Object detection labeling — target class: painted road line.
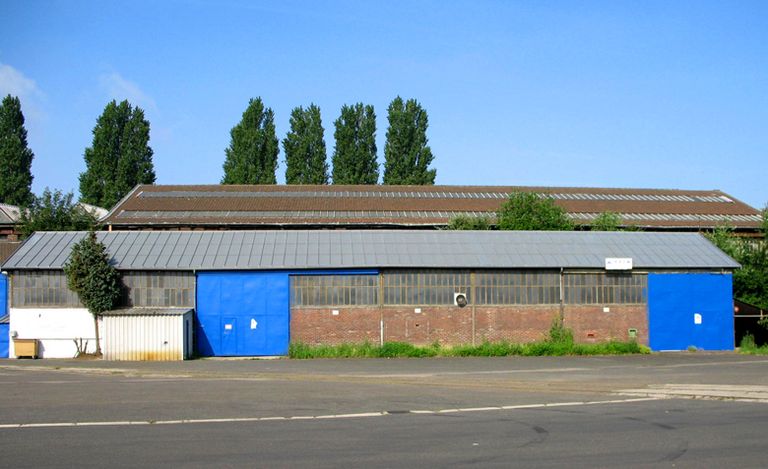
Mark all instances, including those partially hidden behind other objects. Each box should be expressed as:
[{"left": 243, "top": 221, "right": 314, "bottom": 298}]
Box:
[
  {"left": 616, "top": 384, "right": 768, "bottom": 402},
  {"left": 0, "top": 398, "right": 662, "bottom": 430}
]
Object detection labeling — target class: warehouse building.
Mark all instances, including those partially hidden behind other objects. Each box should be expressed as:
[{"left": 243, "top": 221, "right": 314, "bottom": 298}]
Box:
[
  {"left": 102, "top": 184, "right": 764, "bottom": 234},
  {"left": 2, "top": 230, "right": 737, "bottom": 359}
]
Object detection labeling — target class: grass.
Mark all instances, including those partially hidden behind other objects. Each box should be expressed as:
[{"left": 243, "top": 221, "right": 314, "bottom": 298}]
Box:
[
  {"left": 738, "top": 334, "right": 768, "bottom": 355},
  {"left": 289, "top": 320, "right": 649, "bottom": 359},
  {"left": 288, "top": 339, "right": 649, "bottom": 359}
]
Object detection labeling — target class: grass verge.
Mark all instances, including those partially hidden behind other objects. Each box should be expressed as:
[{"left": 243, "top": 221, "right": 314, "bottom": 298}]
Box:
[
  {"left": 738, "top": 334, "right": 768, "bottom": 355},
  {"left": 288, "top": 340, "right": 649, "bottom": 359}
]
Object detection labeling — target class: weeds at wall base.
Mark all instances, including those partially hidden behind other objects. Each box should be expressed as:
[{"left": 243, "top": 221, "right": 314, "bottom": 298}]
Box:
[
  {"left": 738, "top": 334, "right": 768, "bottom": 355},
  {"left": 288, "top": 340, "right": 649, "bottom": 359}
]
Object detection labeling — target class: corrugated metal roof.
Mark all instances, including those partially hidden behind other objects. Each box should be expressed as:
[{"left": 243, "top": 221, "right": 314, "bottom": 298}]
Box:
[
  {"left": 101, "top": 307, "right": 193, "bottom": 317},
  {"left": 3, "top": 230, "right": 739, "bottom": 271},
  {"left": 102, "top": 184, "right": 763, "bottom": 230}
]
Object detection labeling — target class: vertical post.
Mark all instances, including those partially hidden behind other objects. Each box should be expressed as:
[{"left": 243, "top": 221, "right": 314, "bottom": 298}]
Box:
[
  {"left": 379, "top": 273, "right": 384, "bottom": 346},
  {"left": 470, "top": 271, "right": 476, "bottom": 346},
  {"left": 559, "top": 268, "right": 565, "bottom": 323}
]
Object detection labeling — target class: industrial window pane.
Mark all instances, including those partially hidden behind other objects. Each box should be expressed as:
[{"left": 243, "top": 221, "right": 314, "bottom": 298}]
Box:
[{"left": 563, "top": 273, "right": 647, "bottom": 305}]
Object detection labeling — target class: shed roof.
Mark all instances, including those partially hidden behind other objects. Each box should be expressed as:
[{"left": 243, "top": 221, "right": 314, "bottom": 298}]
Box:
[
  {"left": 3, "top": 230, "right": 738, "bottom": 271},
  {"left": 103, "top": 184, "right": 763, "bottom": 231},
  {"left": 100, "top": 307, "right": 193, "bottom": 317}
]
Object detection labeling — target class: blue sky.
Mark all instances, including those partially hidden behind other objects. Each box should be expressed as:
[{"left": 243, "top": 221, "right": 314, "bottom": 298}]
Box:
[{"left": 1, "top": 0, "right": 766, "bottom": 208}]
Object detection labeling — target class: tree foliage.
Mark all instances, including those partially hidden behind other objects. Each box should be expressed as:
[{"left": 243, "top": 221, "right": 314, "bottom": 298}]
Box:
[
  {"left": 383, "top": 97, "right": 436, "bottom": 185},
  {"left": 222, "top": 97, "right": 278, "bottom": 184},
  {"left": 447, "top": 214, "right": 491, "bottom": 230},
  {"left": 63, "top": 231, "right": 122, "bottom": 356},
  {"left": 17, "top": 188, "right": 97, "bottom": 238},
  {"left": 79, "top": 100, "right": 155, "bottom": 209},
  {"left": 707, "top": 223, "right": 768, "bottom": 313},
  {"left": 591, "top": 211, "right": 622, "bottom": 231},
  {"left": 497, "top": 192, "right": 573, "bottom": 231},
  {"left": 284, "top": 104, "right": 328, "bottom": 184},
  {"left": 0, "top": 95, "right": 34, "bottom": 206},
  {"left": 331, "top": 103, "right": 379, "bottom": 184}
]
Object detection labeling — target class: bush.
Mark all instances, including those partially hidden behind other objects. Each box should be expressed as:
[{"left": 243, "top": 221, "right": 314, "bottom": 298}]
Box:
[{"left": 739, "top": 334, "right": 768, "bottom": 355}]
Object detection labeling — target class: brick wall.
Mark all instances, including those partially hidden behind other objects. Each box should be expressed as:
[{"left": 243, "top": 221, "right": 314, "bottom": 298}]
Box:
[{"left": 291, "top": 304, "right": 648, "bottom": 346}]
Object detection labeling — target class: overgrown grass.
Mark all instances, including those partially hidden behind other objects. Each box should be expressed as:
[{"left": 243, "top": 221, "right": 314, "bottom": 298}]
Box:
[
  {"left": 738, "top": 334, "right": 768, "bottom": 355},
  {"left": 288, "top": 319, "right": 649, "bottom": 358}
]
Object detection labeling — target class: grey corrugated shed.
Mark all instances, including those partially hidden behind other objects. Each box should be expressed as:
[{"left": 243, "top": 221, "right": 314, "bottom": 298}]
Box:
[{"left": 2, "top": 230, "right": 739, "bottom": 271}]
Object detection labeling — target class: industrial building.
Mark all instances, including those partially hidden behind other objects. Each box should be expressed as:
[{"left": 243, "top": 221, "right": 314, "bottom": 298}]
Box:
[
  {"left": 102, "top": 184, "right": 764, "bottom": 234},
  {"left": 1, "top": 230, "right": 738, "bottom": 359}
]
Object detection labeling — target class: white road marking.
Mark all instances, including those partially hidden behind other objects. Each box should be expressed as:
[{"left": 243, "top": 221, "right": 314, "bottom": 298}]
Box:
[
  {"left": 0, "top": 398, "right": 660, "bottom": 430},
  {"left": 617, "top": 384, "right": 768, "bottom": 402}
]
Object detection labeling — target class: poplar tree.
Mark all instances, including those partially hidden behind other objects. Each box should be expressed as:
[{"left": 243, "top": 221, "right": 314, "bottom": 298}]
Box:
[
  {"left": 79, "top": 100, "right": 155, "bottom": 209},
  {"left": 0, "top": 95, "right": 34, "bottom": 205},
  {"left": 222, "top": 97, "right": 278, "bottom": 184},
  {"left": 331, "top": 103, "right": 379, "bottom": 184},
  {"left": 383, "top": 96, "right": 436, "bottom": 185},
  {"left": 284, "top": 104, "right": 328, "bottom": 184}
]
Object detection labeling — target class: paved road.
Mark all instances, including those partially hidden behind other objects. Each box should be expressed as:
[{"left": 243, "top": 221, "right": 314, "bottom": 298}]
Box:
[{"left": 1, "top": 354, "right": 767, "bottom": 467}]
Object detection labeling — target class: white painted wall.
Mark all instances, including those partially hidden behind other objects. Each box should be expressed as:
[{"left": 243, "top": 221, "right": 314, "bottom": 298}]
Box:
[{"left": 9, "top": 308, "right": 99, "bottom": 358}]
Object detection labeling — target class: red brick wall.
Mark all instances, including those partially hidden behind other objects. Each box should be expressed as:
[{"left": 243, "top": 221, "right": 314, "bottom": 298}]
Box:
[
  {"left": 291, "top": 304, "right": 648, "bottom": 346},
  {"left": 564, "top": 305, "right": 648, "bottom": 345}
]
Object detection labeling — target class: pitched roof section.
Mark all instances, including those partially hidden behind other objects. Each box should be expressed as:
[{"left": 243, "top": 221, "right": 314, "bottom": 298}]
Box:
[
  {"left": 102, "top": 185, "right": 762, "bottom": 230},
  {"left": 3, "top": 230, "right": 739, "bottom": 271}
]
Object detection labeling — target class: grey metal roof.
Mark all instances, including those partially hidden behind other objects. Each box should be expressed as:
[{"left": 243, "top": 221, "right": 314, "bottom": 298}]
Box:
[
  {"left": 2, "top": 230, "right": 739, "bottom": 271},
  {"left": 100, "top": 307, "right": 193, "bottom": 317}
]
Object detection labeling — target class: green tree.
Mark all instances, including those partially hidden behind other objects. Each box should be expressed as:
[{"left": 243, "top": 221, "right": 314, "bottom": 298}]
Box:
[
  {"left": 591, "top": 211, "right": 622, "bottom": 231},
  {"left": 222, "top": 97, "right": 278, "bottom": 184},
  {"left": 18, "top": 188, "right": 97, "bottom": 238},
  {"left": 383, "top": 96, "right": 436, "bottom": 185},
  {"left": 63, "top": 231, "right": 122, "bottom": 356},
  {"left": 762, "top": 204, "right": 768, "bottom": 235},
  {"left": 79, "top": 100, "right": 155, "bottom": 209},
  {"left": 331, "top": 103, "right": 379, "bottom": 184},
  {"left": 497, "top": 192, "right": 573, "bottom": 231},
  {"left": 447, "top": 214, "right": 491, "bottom": 230},
  {"left": 0, "top": 95, "right": 34, "bottom": 205},
  {"left": 284, "top": 104, "right": 328, "bottom": 184},
  {"left": 707, "top": 224, "right": 768, "bottom": 313}
]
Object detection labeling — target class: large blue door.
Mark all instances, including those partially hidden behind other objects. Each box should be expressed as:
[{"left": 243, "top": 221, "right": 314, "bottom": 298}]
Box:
[
  {"left": 196, "top": 272, "right": 290, "bottom": 356},
  {"left": 648, "top": 273, "right": 734, "bottom": 351}
]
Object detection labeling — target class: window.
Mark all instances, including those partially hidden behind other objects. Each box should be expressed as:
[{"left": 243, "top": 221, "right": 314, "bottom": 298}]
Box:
[
  {"left": 11, "top": 270, "right": 82, "bottom": 307},
  {"left": 475, "top": 270, "right": 560, "bottom": 305},
  {"left": 382, "top": 270, "right": 471, "bottom": 305},
  {"left": 122, "top": 271, "right": 195, "bottom": 307},
  {"left": 291, "top": 275, "right": 378, "bottom": 307},
  {"left": 563, "top": 273, "right": 647, "bottom": 305}
]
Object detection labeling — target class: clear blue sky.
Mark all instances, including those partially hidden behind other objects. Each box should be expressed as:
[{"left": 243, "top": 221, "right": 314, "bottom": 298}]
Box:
[{"left": 1, "top": 0, "right": 766, "bottom": 208}]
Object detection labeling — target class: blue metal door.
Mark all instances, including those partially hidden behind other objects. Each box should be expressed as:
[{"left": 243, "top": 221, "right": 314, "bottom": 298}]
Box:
[
  {"left": 0, "top": 272, "right": 7, "bottom": 316},
  {"left": 196, "top": 272, "right": 290, "bottom": 356},
  {"left": 648, "top": 273, "right": 734, "bottom": 351}
]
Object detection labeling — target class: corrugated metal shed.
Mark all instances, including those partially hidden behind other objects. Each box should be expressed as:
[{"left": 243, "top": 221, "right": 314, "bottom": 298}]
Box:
[
  {"left": 101, "top": 308, "right": 193, "bottom": 361},
  {"left": 3, "top": 230, "right": 739, "bottom": 271}
]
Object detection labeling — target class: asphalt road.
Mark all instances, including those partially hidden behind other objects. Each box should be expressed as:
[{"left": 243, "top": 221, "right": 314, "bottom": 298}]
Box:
[{"left": 1, "top": 354, "right": 767, "bottom": 468}]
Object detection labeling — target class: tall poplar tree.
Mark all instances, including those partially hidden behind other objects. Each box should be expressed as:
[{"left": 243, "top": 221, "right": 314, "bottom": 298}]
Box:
[
  {"left": 222, "top": 97, "right": 278, "bottom": 184},
  {"left": 283, "top": 104, "right": 328, "bottom": 184},
  {"left": 79, "top": 100, "right": 155, "bottom": 209},
  {"left": 383, "top": 96, "right": 436, "bottom": 185},
  {"left": 331, "top": 103, "right": 379, "bottom": 184},
  {"left": 0, "top": 95, "right": 34, "bottom": 205}
]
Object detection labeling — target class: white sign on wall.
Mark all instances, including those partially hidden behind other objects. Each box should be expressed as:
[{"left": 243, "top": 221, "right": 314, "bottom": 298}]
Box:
[{"left": 605, "top": 257, "right": 633, "bottom": 270}]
